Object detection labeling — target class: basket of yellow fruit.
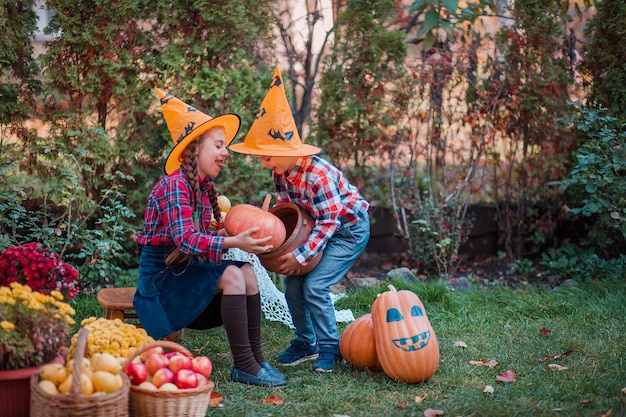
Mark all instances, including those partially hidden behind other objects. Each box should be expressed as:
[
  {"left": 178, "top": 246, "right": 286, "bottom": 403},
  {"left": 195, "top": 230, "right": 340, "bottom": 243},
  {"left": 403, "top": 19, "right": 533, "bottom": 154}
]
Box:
[{"left": 30, "top": 328, "right": 130, "bottom": 417}]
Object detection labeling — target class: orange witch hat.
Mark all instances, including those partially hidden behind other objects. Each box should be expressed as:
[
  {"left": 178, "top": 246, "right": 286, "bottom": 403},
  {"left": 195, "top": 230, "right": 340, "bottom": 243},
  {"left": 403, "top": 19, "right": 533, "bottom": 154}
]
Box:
[
  {"left": 156, "top": 88, "right": 241, "bottom": 174},
  {"left": 229, "top": 67, "right": 321, "bottom": 157}
]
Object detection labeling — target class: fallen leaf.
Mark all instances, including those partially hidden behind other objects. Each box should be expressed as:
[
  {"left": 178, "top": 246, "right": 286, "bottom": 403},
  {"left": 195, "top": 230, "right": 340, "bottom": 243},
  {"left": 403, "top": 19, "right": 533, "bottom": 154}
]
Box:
[
  {"left": 454, "top": 341, "right": 468, "bottom": 348},
  {"left": 621, "top": 387, "right": 626, "bottom": 395},
  {"left": 398, "top": 400, "right": 409, "bottom": 409},
  {"left": 483, "top": 385, "right": 494, "bottom": 394},
  {"left": 423, "top": 408, "right": 445, "bottom": 417},
  {"left": 469, "top": 359, "right": 499, "bottom": 368},
  {"left": 581, "top": 399, "right": 591, "bottom": 405},
  {"left": 262, "top": 394, "right": 284, "bottom": 405},
  {"left": 415, "top": 393, "right": 428, "bottom": 403},
  {"left": 495, "top": 369, "right": 516, "bottom": 383},
  {"left": 548, "top": 364, "right": 568, "bottom": 371},
  {"left": 538, "top": 349, "right": 573, "bottom": 363},
  {"left": 208, "top": 391, "right": 224, "bottom": 407},
  {"left": 539, "top": 327, "right": 551, "bottom": 334},
  {"left": 601, "top": 409, "right": 613, "bottom": 417}
]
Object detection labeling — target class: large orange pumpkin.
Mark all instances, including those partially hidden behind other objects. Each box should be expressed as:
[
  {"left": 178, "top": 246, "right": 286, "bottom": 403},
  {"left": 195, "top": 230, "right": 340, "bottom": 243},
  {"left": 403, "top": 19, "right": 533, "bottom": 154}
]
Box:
[
  {"left": 371, "top": 285, "right": 439, "bottom": 383},
  {"left": 223, "top": 204, "right": 287, "bottom": 249},
  {"left": 339, "top": 313, "right": 381, "bottom": 371}
]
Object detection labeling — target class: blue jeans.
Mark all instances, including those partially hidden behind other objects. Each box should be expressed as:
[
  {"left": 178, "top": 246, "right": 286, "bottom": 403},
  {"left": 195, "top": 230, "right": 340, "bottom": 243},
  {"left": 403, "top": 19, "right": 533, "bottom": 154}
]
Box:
[{"left": 284, "top": 214, "right": 370, "bottom": 352}]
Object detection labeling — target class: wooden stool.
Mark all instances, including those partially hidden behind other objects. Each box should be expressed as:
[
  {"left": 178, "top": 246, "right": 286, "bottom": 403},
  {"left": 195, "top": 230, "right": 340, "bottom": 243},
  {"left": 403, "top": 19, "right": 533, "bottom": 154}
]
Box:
[{"left": 97, "top": 287, "right": 178, "bottom": 341}]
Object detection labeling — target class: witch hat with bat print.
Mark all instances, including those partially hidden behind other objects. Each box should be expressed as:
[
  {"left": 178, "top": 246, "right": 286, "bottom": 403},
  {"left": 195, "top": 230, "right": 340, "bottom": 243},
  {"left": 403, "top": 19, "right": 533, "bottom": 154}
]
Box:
[
  {"left": 229, "top": 67, "right": 321, "bottom": 157},
  {"left": 156, "top": 88, "right": 241, "bottom": 174}
]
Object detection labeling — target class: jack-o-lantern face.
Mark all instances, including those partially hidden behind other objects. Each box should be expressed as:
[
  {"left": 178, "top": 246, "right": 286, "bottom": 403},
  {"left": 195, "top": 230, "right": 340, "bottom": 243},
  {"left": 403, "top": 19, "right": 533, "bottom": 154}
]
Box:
[
  {"left": 372, "top": 285, "right": 440, "bottom": 383},
  {"left": 385, "top": 305, "right": 431, "bottom": 352}
]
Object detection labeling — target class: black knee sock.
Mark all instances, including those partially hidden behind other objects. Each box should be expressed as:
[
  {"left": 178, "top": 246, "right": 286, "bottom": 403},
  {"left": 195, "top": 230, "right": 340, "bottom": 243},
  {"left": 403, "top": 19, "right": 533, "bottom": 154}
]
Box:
[
  {"left": 221, "top": 294, "right": 261, "bottom": 375},
  {"left": 246, "top": 293, "right": 266, "bottom": 365}
]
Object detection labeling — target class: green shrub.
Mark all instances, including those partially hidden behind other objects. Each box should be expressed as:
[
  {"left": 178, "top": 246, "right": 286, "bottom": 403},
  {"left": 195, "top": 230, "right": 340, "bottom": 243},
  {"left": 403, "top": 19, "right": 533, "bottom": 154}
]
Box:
[
  {"left": 0, "top": 139, "right": 135, "bottom": 291},
  {"left": 558, "top": 108, "right": 626, "bottom": 256}
]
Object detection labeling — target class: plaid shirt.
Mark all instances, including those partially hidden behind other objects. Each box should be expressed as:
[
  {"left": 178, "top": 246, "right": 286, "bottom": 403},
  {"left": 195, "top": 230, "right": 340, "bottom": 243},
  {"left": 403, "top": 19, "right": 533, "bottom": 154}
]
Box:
[
  {"left": 274, "top": 155, "right": 369, "bottom": 265},
  {"left": 137, "top": 169, "right": 225, "bottom": 264}
]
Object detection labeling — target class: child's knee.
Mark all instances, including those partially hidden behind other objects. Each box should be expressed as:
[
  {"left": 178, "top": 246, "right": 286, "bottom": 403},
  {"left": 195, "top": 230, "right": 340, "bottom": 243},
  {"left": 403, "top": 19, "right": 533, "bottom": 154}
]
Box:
[{"left": 218, "top": 265, "right": 246, "bottom": 293}]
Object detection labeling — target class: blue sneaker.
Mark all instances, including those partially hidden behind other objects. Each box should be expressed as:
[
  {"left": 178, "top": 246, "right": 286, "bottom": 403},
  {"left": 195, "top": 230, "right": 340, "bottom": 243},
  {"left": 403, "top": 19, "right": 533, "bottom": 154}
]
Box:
[
  {"left": 275, "top": 340, "right": 319, "bottom": 366},
  {"left": 314, "top": 348, "right": 342, "bottom": 373}
]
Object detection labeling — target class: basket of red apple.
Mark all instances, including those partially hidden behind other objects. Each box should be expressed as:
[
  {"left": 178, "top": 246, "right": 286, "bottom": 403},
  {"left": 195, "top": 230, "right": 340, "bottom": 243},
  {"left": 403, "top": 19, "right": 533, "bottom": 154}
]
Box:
[{"left": 123, "top": 340, "right": 214, "bottom": 417}]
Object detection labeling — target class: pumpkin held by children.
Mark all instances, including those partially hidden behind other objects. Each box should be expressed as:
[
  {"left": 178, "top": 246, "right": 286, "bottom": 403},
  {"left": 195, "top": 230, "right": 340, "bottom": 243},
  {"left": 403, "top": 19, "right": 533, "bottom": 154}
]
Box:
[
  {"left": 371, "top": 285, "right": 439, "bottom": 383},
  {"left": 223, "top": 204, "right": 287, "bottom": 249}
]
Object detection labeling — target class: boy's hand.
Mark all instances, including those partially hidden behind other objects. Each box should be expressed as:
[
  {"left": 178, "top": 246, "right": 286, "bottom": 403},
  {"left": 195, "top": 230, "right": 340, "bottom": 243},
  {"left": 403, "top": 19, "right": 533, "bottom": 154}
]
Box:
[{"left": 276, "top": 253, "right": 303, "bottom": 276}]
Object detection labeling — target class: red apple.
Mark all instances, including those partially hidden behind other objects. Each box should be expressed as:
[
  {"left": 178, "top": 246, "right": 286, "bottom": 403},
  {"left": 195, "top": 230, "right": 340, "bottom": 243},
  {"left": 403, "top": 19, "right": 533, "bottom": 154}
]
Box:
[
  {"left": 164, "top": 351, "right": 179, "bottom": 360},
  {"left": 152, "top": 367, "right": 175, "bottom": 388},
  {"left": 192, "top": 355, "right": 213, "bottom": 378},
  {"left": 196, "top": 373, "right": 208, "bottom": 387},
  {"left": 174, "top": 369, "right": 198, "bottom": 389},
  {"left": 145, "top": 354, "right": 169, "bottom": 375},
  {"left": 125, "top": 361, "right": 148, "bottom": 385},
  {"left": 140, "top": 346, "right": 165, "bottom": 362},
  {"left": 168, "top": 353, "right": 193, "bottom": 373}
]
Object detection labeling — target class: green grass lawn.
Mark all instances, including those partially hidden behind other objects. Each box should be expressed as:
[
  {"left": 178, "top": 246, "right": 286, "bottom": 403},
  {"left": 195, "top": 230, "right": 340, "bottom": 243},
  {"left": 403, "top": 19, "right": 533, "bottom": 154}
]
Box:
[{"left": 72, "top": 275, "right": 625, "bottom": 417}]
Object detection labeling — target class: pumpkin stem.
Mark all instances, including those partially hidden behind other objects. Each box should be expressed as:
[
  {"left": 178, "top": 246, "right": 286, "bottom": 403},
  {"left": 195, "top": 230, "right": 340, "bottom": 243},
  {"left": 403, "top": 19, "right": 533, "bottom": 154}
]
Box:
[
  {"left": 262, "top": 194, "right": 272, "bottom": 211},
  {"left": 388, "top": 284, "right": 397, "bottom": 292}
]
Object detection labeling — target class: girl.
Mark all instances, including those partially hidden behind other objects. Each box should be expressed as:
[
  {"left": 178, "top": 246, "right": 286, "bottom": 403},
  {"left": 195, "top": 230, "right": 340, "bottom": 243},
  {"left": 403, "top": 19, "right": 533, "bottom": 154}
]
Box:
[{"left": 133, "top": 88, "right": 286, "bottom": 387}]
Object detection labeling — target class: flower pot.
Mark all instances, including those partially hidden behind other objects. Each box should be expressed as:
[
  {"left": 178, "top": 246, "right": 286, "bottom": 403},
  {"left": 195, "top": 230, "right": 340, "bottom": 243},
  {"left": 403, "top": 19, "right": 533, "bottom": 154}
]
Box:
[
  {"left": 0, "top": 355, "right": 64, "bottom": 417},
  {"left": 0, "top": 365, "right": 40, "bottom": 417},
  {"left": 258, "top": 203, "right": 323, "bottom": 275}
]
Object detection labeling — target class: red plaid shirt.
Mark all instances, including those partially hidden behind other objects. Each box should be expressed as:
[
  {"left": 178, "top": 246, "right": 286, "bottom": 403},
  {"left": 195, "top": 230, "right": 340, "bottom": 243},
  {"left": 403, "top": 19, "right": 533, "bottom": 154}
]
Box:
[
  {"left": 137, "top": 169, "right": 225, "bottom": 264},
  {"left": 274, "top": 155, "right": 369, "bottom": 265}
]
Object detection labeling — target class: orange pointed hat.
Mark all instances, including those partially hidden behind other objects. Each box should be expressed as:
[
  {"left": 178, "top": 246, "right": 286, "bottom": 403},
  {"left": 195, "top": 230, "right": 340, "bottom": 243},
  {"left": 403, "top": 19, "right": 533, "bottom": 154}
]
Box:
[
  {"left": 229, "top": 67, "right": 321, "bottom": 157},
  {"left": 156, "top": 88, "right": 241, "bottom": 174}
]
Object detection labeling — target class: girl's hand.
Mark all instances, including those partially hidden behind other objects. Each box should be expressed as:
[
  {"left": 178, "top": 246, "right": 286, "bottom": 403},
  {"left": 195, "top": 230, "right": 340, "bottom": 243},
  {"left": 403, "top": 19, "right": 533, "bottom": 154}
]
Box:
[
  {"left": 276, "top": 252, "right": 304, "bottom": 276},
  {"left": 224, "top": 227, "right": 274, "bottom": 254}
]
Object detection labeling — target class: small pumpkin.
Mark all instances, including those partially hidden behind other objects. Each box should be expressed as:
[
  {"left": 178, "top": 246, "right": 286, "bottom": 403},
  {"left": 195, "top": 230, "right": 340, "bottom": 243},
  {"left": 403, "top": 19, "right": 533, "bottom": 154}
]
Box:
[
  {"left": 371, "top": 284, "right": 439, "bottom": 383},
  {"left": 339, "top": 313, "right": 381, "bottom": 371},
  {"left": 223, "top": 203, "right": 287, "bottom": 249}
]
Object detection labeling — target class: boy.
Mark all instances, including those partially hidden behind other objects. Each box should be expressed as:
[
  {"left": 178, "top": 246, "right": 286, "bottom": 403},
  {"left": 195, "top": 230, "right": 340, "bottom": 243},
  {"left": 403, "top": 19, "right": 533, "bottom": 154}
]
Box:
[{"left": 230, "top": 68, "right": 370, "bottom": 372}]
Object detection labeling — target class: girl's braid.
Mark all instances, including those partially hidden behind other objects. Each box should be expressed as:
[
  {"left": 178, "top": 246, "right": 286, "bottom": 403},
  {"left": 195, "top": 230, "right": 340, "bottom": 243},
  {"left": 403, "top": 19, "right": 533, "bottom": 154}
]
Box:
[
  {"left": 208, "top": 187, "right": 221, "bottom": 229},
  {"left": 181, "top": 141, "right": 202, "bottom": 230},
  {"left": 165, "top": 139, "right": 203, "bottom": 268}
]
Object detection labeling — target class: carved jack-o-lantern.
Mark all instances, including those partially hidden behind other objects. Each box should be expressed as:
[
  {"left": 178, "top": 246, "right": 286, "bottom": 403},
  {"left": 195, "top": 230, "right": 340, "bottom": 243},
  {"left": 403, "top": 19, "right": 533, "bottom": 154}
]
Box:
[{"left": 371, "top": 284, "right": 439, "bottom": 383}]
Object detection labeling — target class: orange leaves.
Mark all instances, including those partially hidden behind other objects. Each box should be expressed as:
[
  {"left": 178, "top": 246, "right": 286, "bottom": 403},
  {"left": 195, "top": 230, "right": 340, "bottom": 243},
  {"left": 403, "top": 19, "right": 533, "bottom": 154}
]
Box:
[
  {"left": 469, "top": 359, "right": 499, "bottom": 368},
  {"left": 209, "top": 392, "right": 285, "bottom": 408},
  {"left": 394, "top": 391, "right": 437, "bottom": 413},
  {"left": 262, "top": 394, "right": 284, "bottom": 405},
  {"left": 208, "top": 391, "right": 223, "bottom": 407}
]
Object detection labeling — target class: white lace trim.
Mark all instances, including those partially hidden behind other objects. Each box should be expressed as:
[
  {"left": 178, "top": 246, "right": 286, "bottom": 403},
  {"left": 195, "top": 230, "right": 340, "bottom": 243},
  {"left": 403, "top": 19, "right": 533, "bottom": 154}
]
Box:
[{"left": 222, "top": 248, "right": 354, "bottom": 328}]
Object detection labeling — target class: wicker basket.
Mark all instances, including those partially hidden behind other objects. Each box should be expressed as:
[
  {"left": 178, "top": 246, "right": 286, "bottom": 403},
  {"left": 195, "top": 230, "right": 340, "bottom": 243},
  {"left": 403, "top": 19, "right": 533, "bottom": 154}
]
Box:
[
  {"left": 123, "top": 340, "right": 214, "bottom": 417},
  {"left": 30, "top": 328, "right": 130, "bottom": 417}
]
